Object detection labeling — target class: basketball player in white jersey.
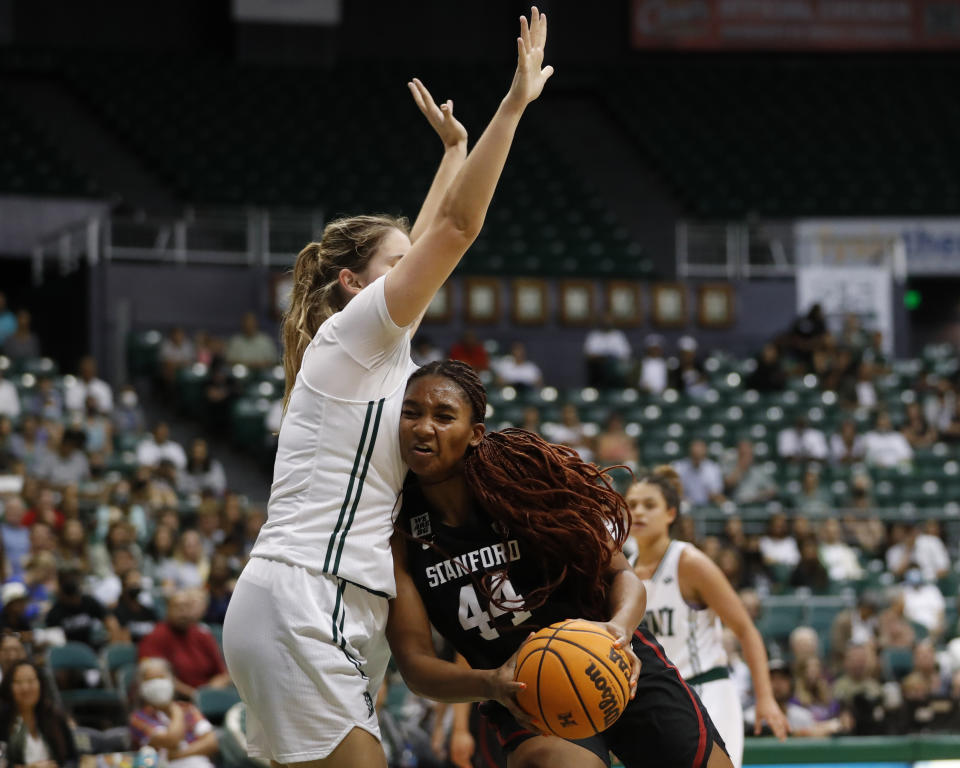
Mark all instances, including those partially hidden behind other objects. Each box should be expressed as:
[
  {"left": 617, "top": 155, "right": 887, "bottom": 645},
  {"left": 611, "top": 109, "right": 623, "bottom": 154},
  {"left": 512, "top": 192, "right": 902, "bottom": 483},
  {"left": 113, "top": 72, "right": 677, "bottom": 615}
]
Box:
[
  {"left": 625, "top": 466, "right": 789, "bottom": 767},
  {"left": 222, "top": 9, "right": 553, "bottom": 768}
]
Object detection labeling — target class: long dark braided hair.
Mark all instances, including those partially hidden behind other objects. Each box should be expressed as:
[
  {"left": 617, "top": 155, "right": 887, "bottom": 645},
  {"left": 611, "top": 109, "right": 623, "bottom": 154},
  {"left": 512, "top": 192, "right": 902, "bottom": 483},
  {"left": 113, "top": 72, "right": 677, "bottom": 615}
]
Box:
[{"left": 404, "top": 360, "right": 630, "bottom": 618}]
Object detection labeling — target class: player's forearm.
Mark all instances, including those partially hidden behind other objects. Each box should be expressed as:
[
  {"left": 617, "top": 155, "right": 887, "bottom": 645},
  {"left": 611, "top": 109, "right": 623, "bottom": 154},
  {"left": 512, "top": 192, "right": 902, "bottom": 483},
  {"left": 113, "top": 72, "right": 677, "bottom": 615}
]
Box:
[
  {"left": 740, "top": 623, "right": 775, "bottom": 702},
  {"left": 607, "top": 569, "right": 646, "bottom": 633},
  {"left": 398, "top": 652, "right": 495, "bottom": 703},
  {"left": 410, "top": 143, "right": 467, "bottom": 243},
  {"left": 437, "top": 99, "right": 525, "bottom": 237}
]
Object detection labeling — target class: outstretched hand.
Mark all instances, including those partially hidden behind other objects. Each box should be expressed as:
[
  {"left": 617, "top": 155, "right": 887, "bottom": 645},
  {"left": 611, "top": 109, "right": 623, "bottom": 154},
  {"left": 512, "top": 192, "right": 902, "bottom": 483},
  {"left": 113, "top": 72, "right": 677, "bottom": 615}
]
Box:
[
  {"left": 408, "top": 78, "right": 468, "bottom": 149},
  {"left": 505, "top": 6, "right": 554, "bottom": 111}
]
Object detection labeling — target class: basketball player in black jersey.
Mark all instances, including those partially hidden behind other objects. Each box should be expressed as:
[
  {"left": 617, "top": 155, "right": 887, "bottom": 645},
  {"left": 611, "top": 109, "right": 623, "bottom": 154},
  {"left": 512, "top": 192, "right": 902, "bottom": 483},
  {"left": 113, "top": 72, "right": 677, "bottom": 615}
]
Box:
[{"left": 386, "top": 360, "right": 732, "bottom": 768}]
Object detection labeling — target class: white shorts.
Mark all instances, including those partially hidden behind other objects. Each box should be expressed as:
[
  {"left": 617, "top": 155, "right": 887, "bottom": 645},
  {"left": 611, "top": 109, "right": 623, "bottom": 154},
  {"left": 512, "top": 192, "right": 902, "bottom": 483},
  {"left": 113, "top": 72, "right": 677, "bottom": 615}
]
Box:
[
  {"left": 222, "top": 556, "right": 390, "bottom": 763},
  {"left": 695, "top": 677, "right": 744, "bottom": 768}
]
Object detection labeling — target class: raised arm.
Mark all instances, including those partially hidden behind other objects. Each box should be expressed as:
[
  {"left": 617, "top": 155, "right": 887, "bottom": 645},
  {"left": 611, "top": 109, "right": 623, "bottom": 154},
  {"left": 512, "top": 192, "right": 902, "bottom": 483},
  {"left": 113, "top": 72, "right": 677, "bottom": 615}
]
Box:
[
  {"left": 408, "top": 79, "right": 468, "bottom": 243},
  {"left": 384, "top": 6, "right": 553, "bottom": 327},
  {"left": 679, "top": 547, "right": 790, "bottom": 740}
]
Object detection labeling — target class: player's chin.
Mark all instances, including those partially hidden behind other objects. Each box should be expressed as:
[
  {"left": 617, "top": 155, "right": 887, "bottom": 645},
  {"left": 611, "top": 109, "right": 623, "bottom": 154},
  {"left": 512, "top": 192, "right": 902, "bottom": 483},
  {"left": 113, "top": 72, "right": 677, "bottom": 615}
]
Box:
[{"left": 404, "top": 451, "right": 438, "bottom": 476}]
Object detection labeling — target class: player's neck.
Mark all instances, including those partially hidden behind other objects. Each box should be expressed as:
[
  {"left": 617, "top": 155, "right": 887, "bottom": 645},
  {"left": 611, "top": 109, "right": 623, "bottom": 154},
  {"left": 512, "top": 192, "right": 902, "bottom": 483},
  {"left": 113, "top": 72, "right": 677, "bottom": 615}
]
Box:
[
  {"left": 632, "top": 532, "right": 671, "bottom": 571},
  {"left": 420, "top": 475, "right": 474, "bottom": 527}
]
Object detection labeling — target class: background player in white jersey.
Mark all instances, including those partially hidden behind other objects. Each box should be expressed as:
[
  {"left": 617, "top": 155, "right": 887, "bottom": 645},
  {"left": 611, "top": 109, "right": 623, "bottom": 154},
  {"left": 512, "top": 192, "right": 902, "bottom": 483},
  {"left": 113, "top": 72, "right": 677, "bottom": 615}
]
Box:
[
  {"left": 222, "top": 8, "right": 554, "bottom": 768},
  {"left": 626, "top": 466, "right": 789, "bottom": 767}
]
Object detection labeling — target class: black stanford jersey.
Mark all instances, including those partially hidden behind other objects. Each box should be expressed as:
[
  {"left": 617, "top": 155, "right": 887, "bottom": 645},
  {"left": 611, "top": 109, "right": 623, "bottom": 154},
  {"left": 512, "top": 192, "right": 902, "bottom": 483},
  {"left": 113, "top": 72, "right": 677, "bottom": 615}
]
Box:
[{"left": 399, "top": 476, "right": 602, "bottom": 670}]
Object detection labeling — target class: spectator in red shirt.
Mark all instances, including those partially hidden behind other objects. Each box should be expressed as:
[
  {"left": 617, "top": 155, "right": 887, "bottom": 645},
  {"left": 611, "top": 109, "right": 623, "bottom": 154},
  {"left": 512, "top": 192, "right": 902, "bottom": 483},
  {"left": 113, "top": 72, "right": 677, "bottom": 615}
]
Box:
[
  {"left": 448, "top": 330, "right": 489, "bottom": 372},
  {"left": 138, "top": 590, "right": 230, "bottom": 698},
  {"left": 22, "top": 487, "right": 64, "bottom": 531}
]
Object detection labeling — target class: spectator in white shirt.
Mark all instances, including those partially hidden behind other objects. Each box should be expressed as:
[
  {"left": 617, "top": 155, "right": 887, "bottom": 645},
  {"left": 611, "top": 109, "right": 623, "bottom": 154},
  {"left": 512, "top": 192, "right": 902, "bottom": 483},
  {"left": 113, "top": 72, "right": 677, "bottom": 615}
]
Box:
[
  {"left": 0, "top": 368, "right": 19, "bottom": 419},
  {"left": 136, "top": 422, "right": 187, "bottom": 471},
  {"left": 854, "top": 360, "right": 878, "bottom": 410},
  {"left": 830, "top": 419, "right": 865, "bottom": 465},
  {"left": 778, "top": 416, "right": 828, "bottom": 463},
  {"left": 226, "top": 312, "right": 278, "bottom": 370},
  {"left": 65, "top": 355, "right": 113, "bottom": 414},
  {"left": 494, "top": 341, "right": 542, "bottom": 393},
  {"left": 901, "top": 570, "right": 946, "bottom": 637},
  {"left": 672, "top": 439, "right": 726, "bottom": 507},
  {"left": 159, "top": 327, "right": 195, "bottom": 390},
  {"left": 863, "top": 411, "right": 913, "bottom": 468},
  {"left": 639, "top": 335, "right": 668, "bottom": 395},
  {"left": 542, "top": 403, "right": 594, "bottom": 463},
  {"left": 885, "top": 521, "right": 950, "bottom": 582},
  {"left": 759, "top": 513, "right": 801, "bottom": 568},
  {"left": 818, "top": 518, "right": 863, "bottom": 582},
  {"left": 583, "top": 314, "right": 632, "bottom": 388}
]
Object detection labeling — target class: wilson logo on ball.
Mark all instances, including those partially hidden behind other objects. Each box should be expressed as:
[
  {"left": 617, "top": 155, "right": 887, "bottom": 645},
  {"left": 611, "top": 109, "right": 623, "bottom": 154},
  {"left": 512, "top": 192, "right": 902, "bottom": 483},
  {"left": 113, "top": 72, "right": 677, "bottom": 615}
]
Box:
[{"left": 585, "top": 662, "right": 620, "bottom": 728}]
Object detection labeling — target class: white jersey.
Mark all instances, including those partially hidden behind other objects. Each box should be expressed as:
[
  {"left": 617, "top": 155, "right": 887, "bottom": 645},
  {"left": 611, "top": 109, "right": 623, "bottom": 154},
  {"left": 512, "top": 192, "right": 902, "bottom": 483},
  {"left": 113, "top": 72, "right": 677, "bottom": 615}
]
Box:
[
  {"left": 251, "top": 275, "right": 417, "bottom": 597},
  {"left": 639, "top": 540, "right": 728, "bottom": 680}
]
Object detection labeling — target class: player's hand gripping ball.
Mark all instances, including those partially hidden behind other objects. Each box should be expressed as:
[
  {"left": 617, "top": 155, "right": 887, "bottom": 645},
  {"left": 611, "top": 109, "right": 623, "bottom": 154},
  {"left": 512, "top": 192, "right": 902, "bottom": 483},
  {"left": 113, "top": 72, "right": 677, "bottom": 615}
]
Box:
[{"left": 514, "top": 619, "right": 632, "bottom": 739}]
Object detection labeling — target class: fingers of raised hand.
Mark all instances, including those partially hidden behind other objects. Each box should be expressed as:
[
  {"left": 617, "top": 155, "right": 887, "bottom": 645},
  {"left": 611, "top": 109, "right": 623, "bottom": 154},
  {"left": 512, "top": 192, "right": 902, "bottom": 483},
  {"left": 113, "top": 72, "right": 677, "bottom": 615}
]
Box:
[
  {"left": 520, "top": 13, "right": 532, "bottom": 50},
  {"left": 531, "top": 7, "right": 547, "bottom": 48}
]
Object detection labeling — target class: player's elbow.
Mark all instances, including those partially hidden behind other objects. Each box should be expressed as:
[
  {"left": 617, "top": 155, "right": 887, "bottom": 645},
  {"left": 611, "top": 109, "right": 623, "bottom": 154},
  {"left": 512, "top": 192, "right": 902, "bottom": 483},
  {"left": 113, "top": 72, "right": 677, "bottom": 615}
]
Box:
[{"left": 436, "top": 202, "right": 484, "bottom": 243}]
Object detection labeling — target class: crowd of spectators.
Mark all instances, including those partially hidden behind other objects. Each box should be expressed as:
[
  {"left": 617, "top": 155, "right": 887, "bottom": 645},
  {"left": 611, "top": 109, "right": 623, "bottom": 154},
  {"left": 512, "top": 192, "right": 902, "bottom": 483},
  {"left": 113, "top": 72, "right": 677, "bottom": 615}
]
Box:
[{"left": 0, "top": 310, "right": 272, "bottom": 763}]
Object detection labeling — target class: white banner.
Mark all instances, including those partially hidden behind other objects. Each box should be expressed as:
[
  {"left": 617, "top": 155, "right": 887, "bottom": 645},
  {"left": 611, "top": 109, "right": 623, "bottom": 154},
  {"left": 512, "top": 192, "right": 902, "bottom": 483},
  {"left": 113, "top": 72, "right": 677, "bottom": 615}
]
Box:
[
  {"left": 796, "top": 266, "right": 893, "bottom": 351},
  {"left": 795, "top": 218, "right": 960, "bottom": 274}
]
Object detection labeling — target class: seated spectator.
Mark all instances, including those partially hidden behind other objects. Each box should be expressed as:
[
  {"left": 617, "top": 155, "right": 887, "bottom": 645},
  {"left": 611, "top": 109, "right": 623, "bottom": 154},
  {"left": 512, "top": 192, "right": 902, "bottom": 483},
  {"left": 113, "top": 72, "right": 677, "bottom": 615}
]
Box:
[
  {"left": 818, "top": 518, "right": 863, "bottom": 583},
  {"left": 203, "top": 554, "right": 234, "bottom": 626},
  {"left": 744, "top": 660, "right": 837, "bottom": 736},
  {"left": 167, "top": 530, "right": 210, "bottom": 592},
  {"left": 80, "top": 394, "right": 113, "bottom": 456},
  {"left": 1, "top": 496, "right": 31, "bottom": 579},
  {"left": 792, "top": 465, "right": 832, "bottom": 514},
  {"left": 672, "top": 439, "right": 726, "bottom": 507},
  {"left": 890, "top": 672, "right": 951, "bottom": 734},
  {"left": 411, "top": 334, "right": 444, "bottom": 366},
  {"left": 65, "top": 355, "right": 113, "bottom": 414},
  {"left": 901, "top": 400, "right": 938, "bottom": 449},
  {"left": 831, "top": 592, "right": 881, "bottom": 669},
  {"left": 885, "top": 521, "right": 950, "bottom": 582},
  {"left": 448, "top": 330, "right": 489, "bottom": 372},
  {"left": 861, "top": 330, "right": 890, "bottom": 372},
  {"left": 27, "top": 375, "right": 63, "bottom": 423},
  {"left": 789, "top": 626, "right": 821, "bottom": 670},
  {"left": 225, "top": 312, "right": 277, "bottom": 370},
  {"left": 90, "top": 544, "right": 140, "bottom": 610},
  {"left": 671, "top": 336, "right": 708, "bottom": 398},
  {"left": 912, "top": 640, "right": 947, "bottom": 696},
  {"left": 583, "top": 313, "right": 632, "bottom": 388},
  {"left": 793, "top": 656, "right": 837, "bottom": 722},
  {"left": 723, "top": 440, "right": 778, "bottom": 506},
  {"left": 159, "top": 327, "right": 196, "bottom": 387},
  {"left": 177, "top": 438, "right": 227, "bottom": 498},
  {"left": 716, "top": 547, "right": 747, "bottom": 590},
  {"left": 57, "top": 518, "right": 90, "bottom": 573},
  {"left": 35, "top": 429, "right": 90, "bottom": 490},
  {"left": 519, "top": 406, "right": 542, "bottom": 435},
  {"left": 638, "top": 335, "right": 668, "bottom": 395},
  {"left": 0, "top": 293, "right": 14, "bottom": 347},
  {"left": 2, "top": 310, "right": 40, "bottom": 363},
  {"left": 781, "top": 303, "right": 829, "bottom": 369},
  {"left": 144, "top": 524, "right": 179, "bottom": 590},
  {"left": 22, "top": 550, "right": 57, "bottom": 618},
  {"left": 493, "top": 341, "right": 542, "bottom": 393},
  {"left": 863, "top": 411, "right": 913, "bottom": 468},
  {"left": 113, "top": 385, "right": 146, "bottom": 436},
  {"left": 139, "top": 590, "right": 231, "bottom": 698},
  {"left": 594, "top": 412, "right": 639, "bottom": 470},
  {"left": 877, "top": 589, "right": 917, "bottom": 650},
  {"left": 779, "top": 416, "right": 828, "bottom": 464},
  {"left": 790, "top": 536, "right": 830, "bottom": 592},
  {"left": 747, "top": 343, "right": 787, "bottom": 393},
  {"left": 0, "top": 367, "right": 19, "bottom": 420},
  {"left": 852, "top": 360, "right": 878, "bottom": 410},
  {"left": 901, "top": 569, "right": 945, "bottom": 638},
  {"left": 112, "top": 568, "right": 157, "bottom": 645},
  {"left": 23, "top": 487, "right": 64, "bottom": 531},
  {"left": 0, "top": 660, "right": 77, "bottom": 767},
  {"left": 240, "top": 509, "right": 265, "bottom": 560},
  {"left": 542, "top": 404, "right": 594, "bottom": 463},
  {"left": 830, "top": 419, "right": 865, "bottom": 465},
  {"left": 759, "top": 513, "right": 800, "bottom": 569},
  {"left": 137, "top": 422, "right": 188, "bottom": 471},
  {"left": 0, "top": 632, "right": 27, "bottom": 680},
  {"left": 129, "top": 657, "right": 218, "bottom": 768},
  {"left": 721, "top": 516, "right": 763, "bottom": 585},
  {"left": 0, "top": 582, "right": 34, "bottom": 637},
  {"left": 832, "top": 644, "right": 883, "bottom": 712},
  {"left": 45, "top": 568, "right": 117, "bottom": 649}
]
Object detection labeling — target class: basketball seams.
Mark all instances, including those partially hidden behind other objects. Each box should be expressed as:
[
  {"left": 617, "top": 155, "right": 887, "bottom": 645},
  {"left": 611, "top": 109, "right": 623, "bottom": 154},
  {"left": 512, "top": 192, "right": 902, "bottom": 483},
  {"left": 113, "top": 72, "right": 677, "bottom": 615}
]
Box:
[
  {"left": 540, "top": 646, "right": 600, "bottom": 736},
  {"left": 545, "top": 636, "right": 629, "bottom": 707}
]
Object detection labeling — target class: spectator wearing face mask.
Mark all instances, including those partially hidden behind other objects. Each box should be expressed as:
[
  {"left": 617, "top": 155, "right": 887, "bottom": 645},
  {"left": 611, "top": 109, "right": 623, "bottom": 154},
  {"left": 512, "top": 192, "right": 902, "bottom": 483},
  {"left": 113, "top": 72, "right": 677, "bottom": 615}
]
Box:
[{"left": 130, "top": 657, "right": 218, "bottom": 768}]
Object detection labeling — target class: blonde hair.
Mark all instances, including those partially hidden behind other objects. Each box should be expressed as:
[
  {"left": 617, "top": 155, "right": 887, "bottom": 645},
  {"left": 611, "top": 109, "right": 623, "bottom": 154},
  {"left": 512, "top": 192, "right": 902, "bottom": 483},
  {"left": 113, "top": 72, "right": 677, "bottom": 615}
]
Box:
[{"left": 281, "top": 214, "right": 409, "bottom": 409}]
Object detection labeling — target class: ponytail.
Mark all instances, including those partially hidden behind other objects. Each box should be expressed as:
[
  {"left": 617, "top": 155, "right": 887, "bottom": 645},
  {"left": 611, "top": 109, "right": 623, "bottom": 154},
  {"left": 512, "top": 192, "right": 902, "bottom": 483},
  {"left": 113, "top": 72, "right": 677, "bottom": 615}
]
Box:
[{"left": 281, "top": 214, "right": 409, "bottom": 410}]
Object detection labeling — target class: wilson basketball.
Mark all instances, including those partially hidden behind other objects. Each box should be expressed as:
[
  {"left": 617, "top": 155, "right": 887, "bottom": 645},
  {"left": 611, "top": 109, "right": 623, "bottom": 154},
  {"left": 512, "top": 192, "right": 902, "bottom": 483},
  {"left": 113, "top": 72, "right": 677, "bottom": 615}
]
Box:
[{"left": 514, "top": 619, "right": 632, "bottom": 739}]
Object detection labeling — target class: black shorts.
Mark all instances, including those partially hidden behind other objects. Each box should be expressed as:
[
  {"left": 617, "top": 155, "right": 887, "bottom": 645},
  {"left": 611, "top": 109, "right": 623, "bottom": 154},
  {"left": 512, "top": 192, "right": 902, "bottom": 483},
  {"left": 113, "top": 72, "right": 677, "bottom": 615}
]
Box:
[{"left": 482, "top": 628, "right": 727, "bottom": 768}]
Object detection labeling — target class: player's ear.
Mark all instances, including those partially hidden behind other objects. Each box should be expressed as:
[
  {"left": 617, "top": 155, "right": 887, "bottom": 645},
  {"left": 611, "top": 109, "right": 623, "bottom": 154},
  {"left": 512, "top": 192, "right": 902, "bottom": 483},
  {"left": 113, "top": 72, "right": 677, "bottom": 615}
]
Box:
[
  {"left": 338, "top": 267, "right": 364, "bottom": 296},
  {"left": 469, "top": 424, "right": 486, "bottom": 448}
]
